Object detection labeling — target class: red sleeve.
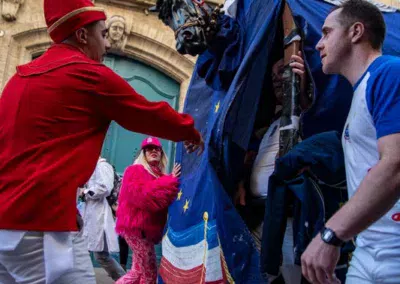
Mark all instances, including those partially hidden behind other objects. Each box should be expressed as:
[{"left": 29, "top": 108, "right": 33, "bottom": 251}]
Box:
[
  {"left": 120, "top": 165, "right": 179, "bottom": 212},
  {"left": 94, "top": 66, "right": 201, "bottom": 143}
]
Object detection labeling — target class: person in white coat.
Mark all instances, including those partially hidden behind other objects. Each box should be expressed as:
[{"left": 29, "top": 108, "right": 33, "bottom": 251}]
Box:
[{"left": 83, "top": 157, "right": 126, "bottom": 281}]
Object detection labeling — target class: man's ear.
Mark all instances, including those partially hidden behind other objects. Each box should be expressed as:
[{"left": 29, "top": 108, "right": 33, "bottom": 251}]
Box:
[
  {"left": 349, "top": 22, "right": 365, "bottom": 44},
  {"left": 75, "top": 28, "right": 89, "bottom": 45}
]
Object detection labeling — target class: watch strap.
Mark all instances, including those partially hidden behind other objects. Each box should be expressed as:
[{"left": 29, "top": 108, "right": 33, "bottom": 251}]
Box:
[{"left": 320, "top": 226, "right": 344, "bottom": 247}]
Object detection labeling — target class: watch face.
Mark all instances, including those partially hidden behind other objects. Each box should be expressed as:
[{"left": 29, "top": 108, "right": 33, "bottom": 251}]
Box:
[{"left": 323, "top": 230, "right": 333, "bottom": 241}]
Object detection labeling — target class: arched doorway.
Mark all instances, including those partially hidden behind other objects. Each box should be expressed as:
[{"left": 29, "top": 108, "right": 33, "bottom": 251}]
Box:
[{"left": 101, "top": 55, "right": 181, "bottom": 174}]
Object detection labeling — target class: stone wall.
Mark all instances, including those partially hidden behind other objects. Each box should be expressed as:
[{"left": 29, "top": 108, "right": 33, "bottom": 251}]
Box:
[{"left": 0, "top": 0, "right": 223, "bottom": 110}]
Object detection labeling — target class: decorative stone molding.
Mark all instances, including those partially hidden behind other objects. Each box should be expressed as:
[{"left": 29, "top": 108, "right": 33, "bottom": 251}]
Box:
[
  {"left": 122, "top": 31, "right": 194, "bottom": 83},
  {"left": 0, "top": 28, "right": 50, "bottom": 87},
  {"left": 106, "top": 15, "right": 129, "bottom": 52},
  {"left": 1, "top": 0, "right": 25, "bottom": 21}
]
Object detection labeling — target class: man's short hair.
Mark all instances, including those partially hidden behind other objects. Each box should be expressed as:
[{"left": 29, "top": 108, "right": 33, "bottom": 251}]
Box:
[{"left": 332, "top": 0, "right": 386, "bottom": 50}]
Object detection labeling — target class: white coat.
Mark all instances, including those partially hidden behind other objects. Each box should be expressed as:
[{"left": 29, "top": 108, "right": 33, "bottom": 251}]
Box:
[{"left": 83, "top": 158, "right": 119, "bottom": 253}]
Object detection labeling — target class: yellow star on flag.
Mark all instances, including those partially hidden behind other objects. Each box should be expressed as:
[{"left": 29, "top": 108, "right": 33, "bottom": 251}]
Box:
[
  {"left": 215, "top": 101, "right": 220, "bottom": 113},
  {"left": 183, "top": 199, "right": 190, "bottom": 213},
  {"left": 177, "top": 189, "right": 183, "bottom": 201}
]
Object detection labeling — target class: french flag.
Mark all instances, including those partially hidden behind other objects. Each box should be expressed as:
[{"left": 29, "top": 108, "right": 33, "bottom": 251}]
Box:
[{"left": 158, "top": 214, "right": 233, "bottom": 284}]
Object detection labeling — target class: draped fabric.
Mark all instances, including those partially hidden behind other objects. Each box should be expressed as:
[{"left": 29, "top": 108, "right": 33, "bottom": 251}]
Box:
[{"left": 159, "top": 0, "right": 400, "bottom": 282}]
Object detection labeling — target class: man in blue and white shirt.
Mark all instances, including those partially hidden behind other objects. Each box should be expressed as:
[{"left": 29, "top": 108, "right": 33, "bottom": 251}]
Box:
[{"left": 302, "top": 1, "right": 400, "bottom": 283}]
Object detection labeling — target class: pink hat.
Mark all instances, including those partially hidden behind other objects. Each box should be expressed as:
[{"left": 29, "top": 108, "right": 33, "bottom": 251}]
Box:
[{"left": 141, "top": 137, "right": 162, "bottom": 149}]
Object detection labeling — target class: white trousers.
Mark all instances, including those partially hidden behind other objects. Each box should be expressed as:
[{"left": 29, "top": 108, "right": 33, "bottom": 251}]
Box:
[
  {"left": 346, "top": 245, "right": 400, "bottom": 284},
  {"left": 0, "top": 231, "right": 95, "bottom": 284}
]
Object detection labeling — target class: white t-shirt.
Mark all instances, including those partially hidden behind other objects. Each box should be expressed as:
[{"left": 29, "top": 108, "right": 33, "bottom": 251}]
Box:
[
  {"left": 342, "top": 56, "right": 400, "bottom": 249},
  {"left": 250, "top": 118, "right": 280, "bottom": 197}
]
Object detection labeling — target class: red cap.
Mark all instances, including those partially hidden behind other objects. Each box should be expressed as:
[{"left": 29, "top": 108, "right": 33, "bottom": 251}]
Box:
[
  {"left": 44, "top": 0, "right": 107, "bottom": 43},
  {"left": 141, "top": 137, "right": 162, "bottom": 149}
]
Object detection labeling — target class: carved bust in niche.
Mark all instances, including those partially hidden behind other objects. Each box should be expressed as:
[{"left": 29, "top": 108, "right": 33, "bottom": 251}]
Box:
[
  {"left": 106, "top": 15, "right": 128, "bottom": 50},
  {"left": 2, "top": 0, "right": 25, "bottom": 21}
]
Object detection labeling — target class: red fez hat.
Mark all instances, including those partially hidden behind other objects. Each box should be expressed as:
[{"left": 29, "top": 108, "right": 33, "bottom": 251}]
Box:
[{"left": 44, "top": 0, "right": 107, "bottom": 43}]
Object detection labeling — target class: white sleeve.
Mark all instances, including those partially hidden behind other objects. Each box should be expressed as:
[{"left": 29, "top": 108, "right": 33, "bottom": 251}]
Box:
[{"left": 85, "top": 162, "right": 114, "bottom": 200}]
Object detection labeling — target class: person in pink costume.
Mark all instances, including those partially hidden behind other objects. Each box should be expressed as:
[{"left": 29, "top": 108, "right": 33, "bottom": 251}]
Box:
[{"left": 115, "top": 137, "right": 181, "bottom": 284}]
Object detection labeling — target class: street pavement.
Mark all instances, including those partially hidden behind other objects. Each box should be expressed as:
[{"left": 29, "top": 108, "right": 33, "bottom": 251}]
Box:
[{"left": 95, "top": 268, "right": 115, "bottom": 284}]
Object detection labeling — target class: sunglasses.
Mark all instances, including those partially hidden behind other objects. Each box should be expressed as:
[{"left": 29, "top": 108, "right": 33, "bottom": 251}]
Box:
[{"left": 144, "top": 146, "right": 162, "bottom": 152}]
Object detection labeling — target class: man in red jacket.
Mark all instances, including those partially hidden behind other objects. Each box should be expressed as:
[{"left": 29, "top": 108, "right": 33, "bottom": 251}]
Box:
[{"left": 0, "top": 0, "right": 203, "bottom": 282}]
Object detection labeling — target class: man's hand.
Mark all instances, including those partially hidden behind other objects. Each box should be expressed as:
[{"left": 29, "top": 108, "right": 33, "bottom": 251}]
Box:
[
  {"left": 184, "top": 135, "right": 204, "bottom": 156},
  {"left": 290, "top": 51, "right": 310, "bottom": 109},
  {"left": 301, "top": 234, "right": 341, "bottom": 284}
]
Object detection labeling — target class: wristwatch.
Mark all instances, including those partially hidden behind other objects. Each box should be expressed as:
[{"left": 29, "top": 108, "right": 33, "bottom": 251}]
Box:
[{"left": 320, "top": 227, "right": 344, "bottom": 247}]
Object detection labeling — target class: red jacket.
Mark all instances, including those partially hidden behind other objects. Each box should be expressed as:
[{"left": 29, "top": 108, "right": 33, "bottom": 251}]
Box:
[
  {"left": 0, "top": 44, "right": 200, "bottom": 231},
  {"left": 116, "top": 164, "right": 178, "bottom": 243}
]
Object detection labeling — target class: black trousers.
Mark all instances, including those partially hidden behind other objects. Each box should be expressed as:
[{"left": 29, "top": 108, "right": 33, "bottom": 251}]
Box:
[{"left": 118, "top": 236, "right": 129, "bottom": 266}]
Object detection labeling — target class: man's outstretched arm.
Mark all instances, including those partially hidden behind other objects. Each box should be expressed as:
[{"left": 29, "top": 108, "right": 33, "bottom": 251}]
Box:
[{"left": 301, "top": 133, "right": 400, "bottom": 284}]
